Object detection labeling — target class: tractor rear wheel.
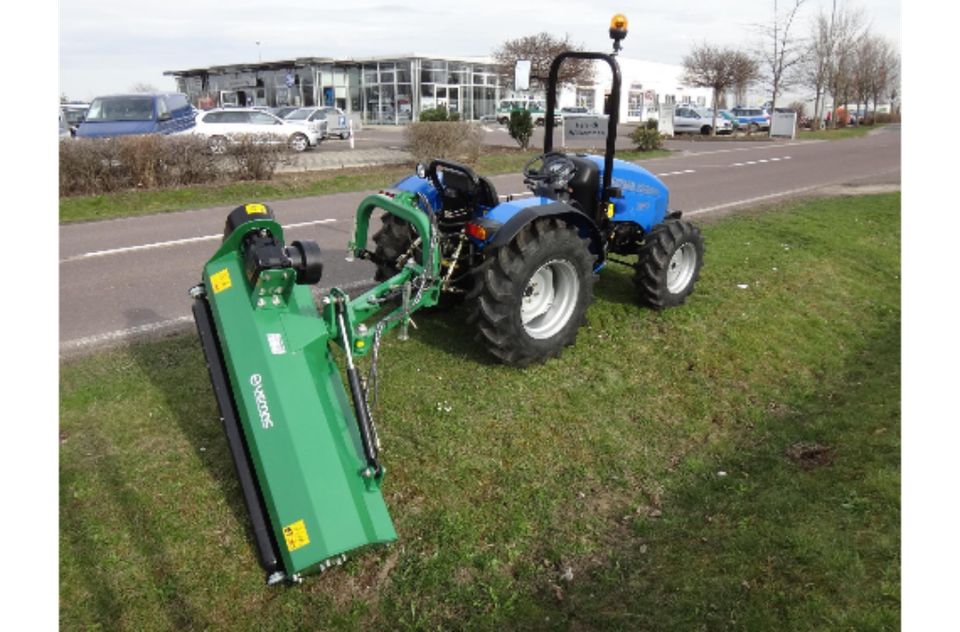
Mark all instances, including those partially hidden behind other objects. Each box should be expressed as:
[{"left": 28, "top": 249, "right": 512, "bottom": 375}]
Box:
[
  {"left": 371, "top": 213, "right": 415, "bottom": 282},
  {"left": 634, "top": 220, "right": 704, "bottom": 309},
  {"left": 468, "top": 218, "right": 595, "bottom": 367}
]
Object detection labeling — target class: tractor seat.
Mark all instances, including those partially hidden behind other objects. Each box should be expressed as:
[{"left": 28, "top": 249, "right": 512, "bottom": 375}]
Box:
[
  {"left": 566, "top": 155, "right": 600, "bottom": 219},
  {"left": 440, "top": 170, "right": 500, "bottom": 210}
]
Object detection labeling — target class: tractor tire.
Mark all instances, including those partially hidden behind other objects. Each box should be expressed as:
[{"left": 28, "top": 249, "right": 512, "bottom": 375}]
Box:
[
  {"left": 371, "top": 213, "right": 415, "bottom": 282},
  {"left": 467, "top": 218, "right": 596, "bottom": 367},
  {"left": 634, "top": 220, "right": 704, "bottom": 309}
]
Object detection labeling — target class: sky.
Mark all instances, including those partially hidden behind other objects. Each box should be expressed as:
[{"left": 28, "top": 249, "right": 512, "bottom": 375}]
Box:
[{"left": 59, "top": 0, "right": 900, "bottom": 102}]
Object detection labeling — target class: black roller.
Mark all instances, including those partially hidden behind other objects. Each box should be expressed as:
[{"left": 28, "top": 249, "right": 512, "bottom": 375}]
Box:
[
  {"left": 192, "top": 296, "right": 283, "bottom": 577},
  {"left": 286, "top": 240, "right": 324, "bottom": 285}
]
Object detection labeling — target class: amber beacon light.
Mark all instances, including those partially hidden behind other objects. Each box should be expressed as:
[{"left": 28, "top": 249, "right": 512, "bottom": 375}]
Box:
[{"left": 609, "top": 14, "right": 628, "bottom": 52}]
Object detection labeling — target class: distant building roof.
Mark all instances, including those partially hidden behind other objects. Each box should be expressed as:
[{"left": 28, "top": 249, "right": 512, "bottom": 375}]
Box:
[{"left": 164, "top": 54, "right": 497, "bottom": 77}]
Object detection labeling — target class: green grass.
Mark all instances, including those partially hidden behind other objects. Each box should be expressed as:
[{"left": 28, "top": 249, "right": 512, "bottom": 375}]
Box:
[
  {"left": 59, "top": 148, "right": 672, "bottom": 224},
  {"left": 799, "top": 125, "right": 879, "bottom": 141},
  {"left": 60, "top": 193, "right": 900, "bottom": 631}
]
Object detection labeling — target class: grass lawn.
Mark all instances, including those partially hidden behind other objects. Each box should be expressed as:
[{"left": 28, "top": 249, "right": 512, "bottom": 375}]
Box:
[
  {"left": 60, "top": 193, "right": 900, "bottom": 631},
  {"left": 58, "top": 147, "right": 671, "bottom": 224},
  {"left": 799, "top": 125, "right": 880, "bottom": 141}
]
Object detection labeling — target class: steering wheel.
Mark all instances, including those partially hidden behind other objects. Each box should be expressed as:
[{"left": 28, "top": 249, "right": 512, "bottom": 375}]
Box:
[{"left": 522, "top": 152, "right": 577, "bottom": 186}]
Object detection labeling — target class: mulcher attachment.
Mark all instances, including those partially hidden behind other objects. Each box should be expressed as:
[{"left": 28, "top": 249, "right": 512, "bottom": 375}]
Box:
[{"left": 191, "top": 196, "right": 438, "bottom": 583}]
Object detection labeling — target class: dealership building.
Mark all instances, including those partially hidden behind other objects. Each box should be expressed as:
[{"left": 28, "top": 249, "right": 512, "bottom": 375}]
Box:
[{"left": 164, "top": 54, "right": 713, "bottom": 125}]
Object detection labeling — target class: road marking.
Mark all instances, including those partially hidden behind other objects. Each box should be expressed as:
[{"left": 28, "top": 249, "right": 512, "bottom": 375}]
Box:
[
  {"left": 658, "top": 170, "right": 697, "bottom": 177},
  {"left": 685, "top": 171, "right": 899, "bottom": 217},
  {"left": 61, "top": 316, "right": 195, "bottom": 353},
  {"left": 60, "top": 218, "right": 338, "bottom": 263},
  {"left": 731, "top": 156, "right": 791, "bottom": 167}
]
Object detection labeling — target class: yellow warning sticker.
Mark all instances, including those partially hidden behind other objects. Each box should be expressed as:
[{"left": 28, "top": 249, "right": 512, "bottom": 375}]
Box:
[
  {"left": 210, "top": 268, "right": 232, "bottom": 294},
  {"left": 607, "top": 203, "right": 615, "bottom": 218},
  {"left": 245, "top": 203, "right": 267, "bottom": 215},
  {"left": 282, "top": 519, "right": 310, "bottom": 552}
]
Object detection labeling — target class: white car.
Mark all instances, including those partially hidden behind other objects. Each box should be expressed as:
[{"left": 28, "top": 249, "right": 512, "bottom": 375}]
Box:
[
  {"left": 674, "top": 106, "right": 733, "bottom": 135},
  {"left": 284, "top": 106, "right": 349, "bottom": 140},
  {"left": 193, "top": 108, "right": 322, "bottom": 153}
]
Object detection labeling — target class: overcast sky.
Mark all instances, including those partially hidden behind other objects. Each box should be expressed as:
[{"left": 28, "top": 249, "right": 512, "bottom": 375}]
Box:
[{"left": 59, "top": 0, "right": 900, "bottom": 102}]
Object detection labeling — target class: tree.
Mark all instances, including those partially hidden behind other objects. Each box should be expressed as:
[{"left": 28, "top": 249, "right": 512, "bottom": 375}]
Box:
[
  {"left": 798, "top": 10, "right": 833, "bottom": 129},
  {"left": 824, "top": 2, "right": 866, "bottom": 127},
  {"left": 682, "top": 44, "right": 759, "bottom": 136},
  {"left": 869, "top": 38, "right": 899, "bottom": 121},
  {"left": 757, "top": 0, "right": 809, "bottom": 127},
  {"left": 493, "top": 33, "right": 595, "bottom": 93},
  {"left": 129, "top": 82, "right": 159, "bottom": 93}
]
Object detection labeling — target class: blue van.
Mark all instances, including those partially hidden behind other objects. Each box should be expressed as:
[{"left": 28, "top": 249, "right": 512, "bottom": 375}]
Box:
[{"left": 76, "top": 93, "right": 196, "bottom": 138}]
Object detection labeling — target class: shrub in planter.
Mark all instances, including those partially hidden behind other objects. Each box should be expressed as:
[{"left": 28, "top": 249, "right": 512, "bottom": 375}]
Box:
[
  {"left": 405, "top": 121, "right": 482, "bottom": 164},
  {"left": 508, "top": 109, "right": 534, "bottom": 150},
  {"left": 631, "top": 120, "right": 663, "bottom": 151}
]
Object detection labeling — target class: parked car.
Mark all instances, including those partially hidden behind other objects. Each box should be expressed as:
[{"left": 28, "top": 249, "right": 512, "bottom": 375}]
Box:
[
  {"left": 192, "top": 108, "right": 321, "bottom": 153},
  {"left": 76, "top": 93, "right": 196, "bottom": 138},
  {"left": 59, "top": 109, "right": 71, "bottom": 139},
  {"left": 284, "top": 106, "right": 350, "bottom": 139},
  {"left": 495, "top": 99, "right": 561, "bottom": 126},
  {"left": 61, "top": 102, "right": 89, "bottom": 137},
  {"left": 730, "top": 106, "right": 771, "bottom": 131},
  {"left": 272, "top": 106, "right": 300, "bottom": 119},
  {"left": 673, "top": 106, "right": 733, "bottom": 135},
  {"left": 718, "top": 109, "right": 740, "bottom": 131}
]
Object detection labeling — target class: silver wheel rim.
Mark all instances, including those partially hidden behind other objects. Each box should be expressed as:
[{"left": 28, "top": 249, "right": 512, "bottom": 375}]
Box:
[
  {"left": 667, "top": 243, "right": 698, "bottom": 294},
  {"left": 291, "top": 135, "right": 307, "bottom": 151},
  {"left": 521, "top": 259, "right": 580, "bottom": 339},
  {"left": 211, "top": 138, "right": 226, "bottom": 154}
]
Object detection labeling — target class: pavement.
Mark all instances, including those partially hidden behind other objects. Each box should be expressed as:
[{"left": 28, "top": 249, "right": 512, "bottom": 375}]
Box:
[
  {"left": 279, "top": 147, "right": 412, "bottom": 172},
  {"left": 59, "top": 125, "right": 900, "bottom": 357}
]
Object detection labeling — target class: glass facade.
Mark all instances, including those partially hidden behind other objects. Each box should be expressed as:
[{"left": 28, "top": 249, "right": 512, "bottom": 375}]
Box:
[
  {"left": 170, "top": 56, "right": 503, "bottom": 124},
  {"left": 358, "top": 58, "right": 500, "bottom": 124}
]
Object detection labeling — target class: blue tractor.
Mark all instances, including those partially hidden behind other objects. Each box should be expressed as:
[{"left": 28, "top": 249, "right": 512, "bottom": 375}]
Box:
[{"left": 367, "top": 15, "right": 704, "bottom": 366}]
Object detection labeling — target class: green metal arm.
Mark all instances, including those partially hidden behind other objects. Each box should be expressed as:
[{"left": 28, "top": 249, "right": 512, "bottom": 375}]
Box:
[{"left": 331, "top": 191, "right": 442, "bottom": 357}]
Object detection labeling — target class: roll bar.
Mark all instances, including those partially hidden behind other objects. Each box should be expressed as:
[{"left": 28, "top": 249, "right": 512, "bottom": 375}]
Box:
[{"left": 543, "top": 52, "right": 622, "bottom": 211}]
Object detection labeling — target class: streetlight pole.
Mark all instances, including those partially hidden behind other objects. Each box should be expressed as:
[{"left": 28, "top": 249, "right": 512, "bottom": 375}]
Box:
[{"left": 256, "top": 41, "right": 261, "bottom": 63}]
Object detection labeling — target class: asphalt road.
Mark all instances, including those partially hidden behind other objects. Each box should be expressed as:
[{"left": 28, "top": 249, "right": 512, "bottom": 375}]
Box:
[{"left": 59, "top": 125, "right": 900, "bottom": 356}]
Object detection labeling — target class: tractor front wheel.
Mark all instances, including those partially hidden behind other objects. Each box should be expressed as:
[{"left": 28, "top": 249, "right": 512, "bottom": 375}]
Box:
[
  {"left": 634, "top": 220, "right": 704, "bottom": 309},
  {"left": 469, "top": 218, "right": 595, "bottom": 367}
]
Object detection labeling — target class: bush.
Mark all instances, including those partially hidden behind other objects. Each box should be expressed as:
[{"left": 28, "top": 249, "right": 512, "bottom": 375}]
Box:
[
  {"left": 508, "top": 110, "right": 534, "bottom": 150},
  {"left": 419, "top": 107, "right": 453, "bottom": 122},
  {"left": 59, "top": 134, "right": 285, "bottom": 197},
  {"left": 224, "top": 134, "right": 287, "bottom": 181},
  {"left": 404, "top": 122, "right": 483, "bottom": 165},
  {"left": 631, "top": 120, "right": 663, "bottom": 151}
]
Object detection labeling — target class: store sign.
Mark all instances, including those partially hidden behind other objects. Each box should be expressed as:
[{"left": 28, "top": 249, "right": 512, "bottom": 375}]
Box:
[
  {"left": 222, "top": 74, "right": 256, "bottom": 89},
  {"left": 564, "top": 116, "right": 608, "bottom": 140}
]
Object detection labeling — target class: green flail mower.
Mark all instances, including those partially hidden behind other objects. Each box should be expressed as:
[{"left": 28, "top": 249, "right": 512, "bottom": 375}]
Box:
[{"left": 190, "top": 194, "right": 440, "bottom": 584}]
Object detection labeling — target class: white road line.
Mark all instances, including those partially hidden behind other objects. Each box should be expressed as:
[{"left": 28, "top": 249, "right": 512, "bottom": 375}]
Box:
[
  {"left": 60, "top": 276, "right": 381, "bottom": 354},
  {"left": 61, "top": 316, "right": 195, "bottom": 353},
  {"left": 61, "top": 218, "right": 338, "bottom": 263},
  {"left": 685, "top": 171, "right": 899, "bottom": 216}
]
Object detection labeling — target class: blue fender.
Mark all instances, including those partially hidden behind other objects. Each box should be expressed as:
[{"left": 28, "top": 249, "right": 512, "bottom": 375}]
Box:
[{"left": 481, "top": 197, "right": 605, "bottom": 267}]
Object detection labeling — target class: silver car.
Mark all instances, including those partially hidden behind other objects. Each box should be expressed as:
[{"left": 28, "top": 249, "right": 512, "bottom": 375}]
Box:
[
  {"left": 674, "top": 106, "right": 733, "bottom": 135},
  {"left": 285, "top": 107, "right": 351, "bottom": 140}
]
